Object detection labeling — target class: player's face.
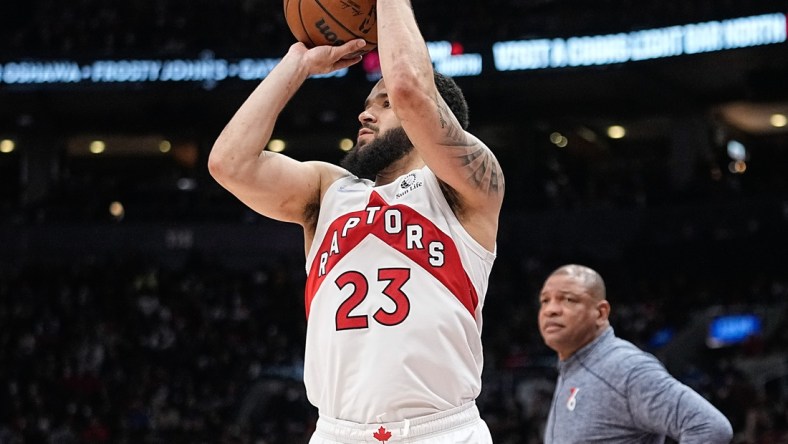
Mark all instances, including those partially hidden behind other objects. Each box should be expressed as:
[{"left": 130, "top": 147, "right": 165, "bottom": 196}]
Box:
[
  {"left": 341, "top": 126, "right": 413, "bottom": 180},
  {"left": 356, "top": 79, "right": 401, "bottom": 147},
  {"left": 340, "top": 80, "right": 414, "bottom": 179},
  {"left": 538, "top": 274, "right": 606, "bottom": 360}
]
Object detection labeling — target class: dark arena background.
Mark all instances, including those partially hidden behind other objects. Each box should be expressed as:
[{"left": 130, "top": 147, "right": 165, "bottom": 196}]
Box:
[{"left": 2, "top": 1, "right": 788, "bottom": 443}]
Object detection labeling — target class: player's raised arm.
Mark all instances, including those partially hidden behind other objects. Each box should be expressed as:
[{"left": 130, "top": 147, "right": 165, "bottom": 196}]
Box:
[
  {"left": 375, "top": 1, "right": 505, "bottom": 225},
  {"left": 207, "top": 40, "right": 367, "bottom": 228}
]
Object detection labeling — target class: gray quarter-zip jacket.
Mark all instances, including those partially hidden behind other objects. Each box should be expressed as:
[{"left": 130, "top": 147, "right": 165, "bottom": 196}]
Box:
[{"left": 544, "top": 327, "right": 733, "bottom": 443}]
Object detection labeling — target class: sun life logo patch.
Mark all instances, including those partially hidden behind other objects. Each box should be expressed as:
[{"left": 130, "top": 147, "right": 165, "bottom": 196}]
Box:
[
  {"left": 400, "top": 173, "right": 416, "bottom": 189},
  {"left": 395, "top": 173, "right": 423, "bottom": 198}
]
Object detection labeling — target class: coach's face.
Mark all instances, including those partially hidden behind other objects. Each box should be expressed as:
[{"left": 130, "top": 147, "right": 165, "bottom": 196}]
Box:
[{"left": 538, "top": 274, "right": 609, "bottom": 360}]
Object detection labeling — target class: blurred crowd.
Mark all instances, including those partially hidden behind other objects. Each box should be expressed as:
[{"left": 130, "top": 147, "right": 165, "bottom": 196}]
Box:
[
  {"left": 3, "top": 0, "right": 786, "bottom": 58},
  {"left": 1, "top": 249, "right": 786, "bottom": 444}
]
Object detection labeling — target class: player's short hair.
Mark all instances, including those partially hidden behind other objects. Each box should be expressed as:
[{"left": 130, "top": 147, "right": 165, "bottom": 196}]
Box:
[{"left": 434, "top": 72, "right": 470, "bottom": 130}]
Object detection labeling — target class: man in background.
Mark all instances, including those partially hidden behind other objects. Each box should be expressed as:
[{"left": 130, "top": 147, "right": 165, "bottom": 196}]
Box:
[{"left": 538, "top": 264, "right": 733, "bottom": 443}]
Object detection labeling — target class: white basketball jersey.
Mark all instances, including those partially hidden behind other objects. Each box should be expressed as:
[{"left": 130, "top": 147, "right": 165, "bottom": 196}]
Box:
[{"left": 303, "top": 166, "right": 496, "bottom": 423}]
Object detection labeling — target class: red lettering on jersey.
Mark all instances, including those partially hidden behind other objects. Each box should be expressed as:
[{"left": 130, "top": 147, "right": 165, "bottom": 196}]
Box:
[{"left": 305, "top": 191, "right": 478, "bottom": 320}]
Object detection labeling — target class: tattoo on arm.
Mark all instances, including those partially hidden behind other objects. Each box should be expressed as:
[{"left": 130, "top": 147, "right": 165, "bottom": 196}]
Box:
[
  {"left": 436, "top": 97, "right": 449, "bottom": 130},
  {"left": 434, "top": 100, "right": 504, "bottom": 196}
]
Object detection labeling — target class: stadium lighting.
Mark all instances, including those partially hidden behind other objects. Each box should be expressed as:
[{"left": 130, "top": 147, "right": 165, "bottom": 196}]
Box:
[
  {"left": 726, "top": 140, "right": 746, "bottom": 161},
  {"left": 109, "top": 201, "right": 125, "bottom": 220},
  {"left": 770, "top": 113, "right": 787, "bottom": 128},
  {"left": 339, "top": 138, "right": 354, "bottom": 152},
  {"left": 607, "top": 125, "right": 626, "bottom": 139},
  {"left": 159, "top": 140, "right": 172, "bottom": 153},
  {"left": 89, "top": 140, "right": 106, "bottom": 154},
  {"left": 0, "top": 139, "right": 15, "bottom": 153},
  {"left": 267, "top": 139, "right": 286, "bottom": 153}
]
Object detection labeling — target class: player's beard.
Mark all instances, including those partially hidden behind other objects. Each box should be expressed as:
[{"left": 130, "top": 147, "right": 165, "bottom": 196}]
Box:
[{"left": 340, "top": 126, "right": 413, "bottom": 180}]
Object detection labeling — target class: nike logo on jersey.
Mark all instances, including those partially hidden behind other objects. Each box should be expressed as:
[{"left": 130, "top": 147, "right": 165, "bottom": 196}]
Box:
[{"left": 337, "top": 185, "right": 366, "bottom": 193}]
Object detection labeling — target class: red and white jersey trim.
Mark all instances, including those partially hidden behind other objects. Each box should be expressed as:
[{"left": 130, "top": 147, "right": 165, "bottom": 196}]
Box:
[{"left": 303, "top": 167, "right": 496, "bottom": 423}]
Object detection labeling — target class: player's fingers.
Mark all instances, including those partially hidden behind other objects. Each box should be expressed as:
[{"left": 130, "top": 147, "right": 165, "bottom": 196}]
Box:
[
  {"left": 334, "top": 55, "right": 363, "bottom": 70},
  {"left": 334, "top": 39, "right": 367, "bottom": 59},
  {"left": 303, "top": 39, "right": 365, "bottom": 74}
]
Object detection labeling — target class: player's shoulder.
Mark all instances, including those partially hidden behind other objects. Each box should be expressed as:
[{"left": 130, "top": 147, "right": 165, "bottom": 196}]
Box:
[
  {"left": 303, "top": 161, "right": 356, "bottom": 191},
  {"left": 305, "top": 160, "right": 348, "bottom": 178}
]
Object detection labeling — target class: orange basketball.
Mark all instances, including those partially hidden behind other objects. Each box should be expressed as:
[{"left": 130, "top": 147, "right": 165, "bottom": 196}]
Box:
[{"left": 283, "top": 0, "right": 377, "bottom": 56}]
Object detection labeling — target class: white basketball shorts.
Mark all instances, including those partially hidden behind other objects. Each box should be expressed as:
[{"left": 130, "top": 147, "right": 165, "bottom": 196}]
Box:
[{"left": 309, "top": 402, "right": 493, "bottom": 444}]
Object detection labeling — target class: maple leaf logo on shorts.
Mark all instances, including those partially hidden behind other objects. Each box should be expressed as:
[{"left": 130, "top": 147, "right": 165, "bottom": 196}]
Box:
[{"left": 373, "top": 426, "right": 392, "bottom": 442}]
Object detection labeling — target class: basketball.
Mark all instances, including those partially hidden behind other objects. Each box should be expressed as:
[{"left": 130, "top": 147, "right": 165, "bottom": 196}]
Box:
[{"left": 283, "top": 0, "right": 377, "bottom": 56}]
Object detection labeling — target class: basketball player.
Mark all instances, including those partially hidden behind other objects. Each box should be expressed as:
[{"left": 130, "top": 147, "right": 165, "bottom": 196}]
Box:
[
  {"left": 208, "top": 0, "right": 503, "bottom": 442},
  {"left": 538, "top": 264, "right": 734, "bottom": 443}
]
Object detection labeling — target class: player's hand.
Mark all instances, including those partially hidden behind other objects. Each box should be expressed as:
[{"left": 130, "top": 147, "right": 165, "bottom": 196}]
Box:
[{"left": 291, "top": 39, "right": 366, "bottom": 75}]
